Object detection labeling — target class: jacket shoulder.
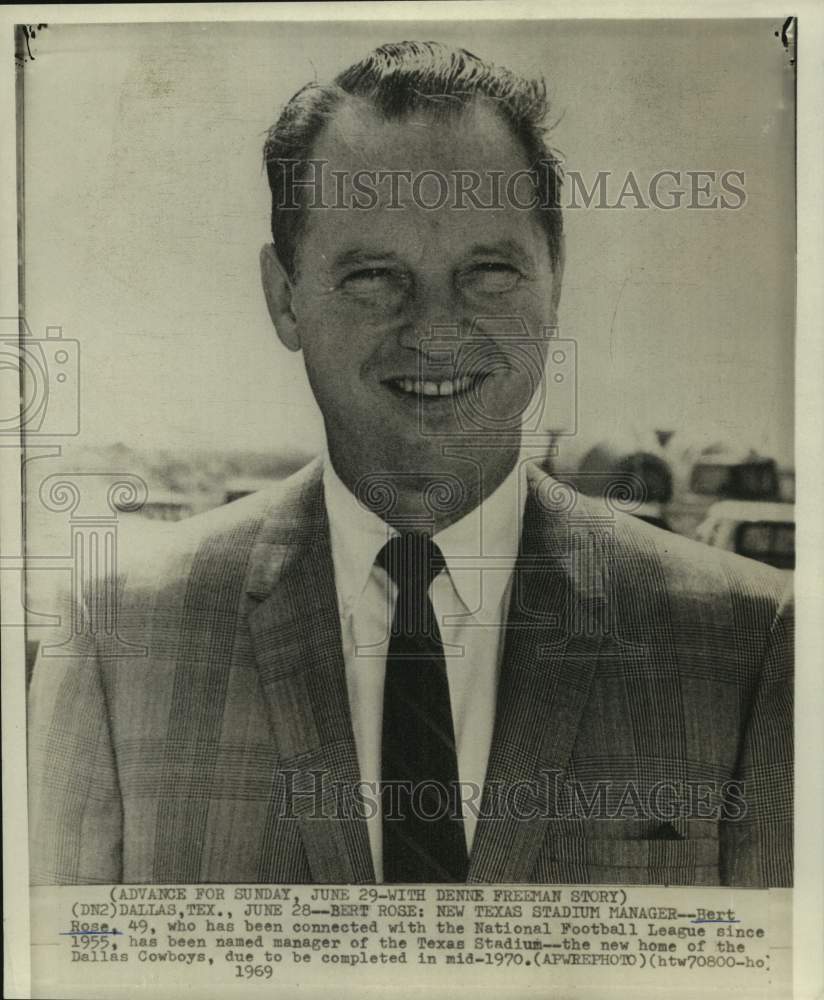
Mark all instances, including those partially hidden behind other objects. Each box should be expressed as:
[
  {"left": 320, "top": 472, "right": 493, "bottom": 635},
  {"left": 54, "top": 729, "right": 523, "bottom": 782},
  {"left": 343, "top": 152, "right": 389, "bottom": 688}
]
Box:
[
  {"left": 614, "top": 502, "right": 786, "bottom": 599},
  {"left": 115, "top": 459, "right": 323, "bottom": 601},
  {"left": 562, "top": 486, "right": 790, "bottom": 641}
]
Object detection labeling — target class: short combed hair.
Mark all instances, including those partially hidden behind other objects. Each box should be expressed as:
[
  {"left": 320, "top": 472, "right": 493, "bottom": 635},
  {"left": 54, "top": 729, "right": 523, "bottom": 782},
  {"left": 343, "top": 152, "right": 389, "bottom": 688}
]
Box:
[{"left": 263, "top": 40, "right": 564, "bottom": 279}]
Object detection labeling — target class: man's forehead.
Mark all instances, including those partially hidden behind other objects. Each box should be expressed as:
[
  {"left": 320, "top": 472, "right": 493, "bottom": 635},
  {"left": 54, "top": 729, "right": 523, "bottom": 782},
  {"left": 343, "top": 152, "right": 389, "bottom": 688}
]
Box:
[
  {"left": 309, "top": 96, "right": 532, "bottom": 175},
  {"left": 299, "top": 202, "right": 550, "bottom": 279},
  {"left": 294, "top": 95, "right": 552, "bottom": 274}
]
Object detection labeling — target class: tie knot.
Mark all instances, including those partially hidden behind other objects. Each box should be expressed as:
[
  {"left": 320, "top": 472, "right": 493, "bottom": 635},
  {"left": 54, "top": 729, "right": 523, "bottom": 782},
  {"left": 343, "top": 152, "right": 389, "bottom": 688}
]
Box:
[{"left": 377, "top": 533, "right": 446, "bottom": 593}]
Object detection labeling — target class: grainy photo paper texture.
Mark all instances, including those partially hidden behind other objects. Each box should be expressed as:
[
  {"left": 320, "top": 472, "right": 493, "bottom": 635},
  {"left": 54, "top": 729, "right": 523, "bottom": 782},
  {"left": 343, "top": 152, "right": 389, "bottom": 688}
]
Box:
[{"left": 2, "top": 4, "right": 821, "bottom": 998}]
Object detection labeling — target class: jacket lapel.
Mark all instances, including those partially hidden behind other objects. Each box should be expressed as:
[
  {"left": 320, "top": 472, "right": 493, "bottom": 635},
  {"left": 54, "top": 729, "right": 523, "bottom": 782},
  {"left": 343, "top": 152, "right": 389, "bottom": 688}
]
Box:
[
  {"left": 246, "top": 462, "right": 375, "bottom": 883},
  {"left": 468, "top": 471, "right": 609, "bottom": 882}
]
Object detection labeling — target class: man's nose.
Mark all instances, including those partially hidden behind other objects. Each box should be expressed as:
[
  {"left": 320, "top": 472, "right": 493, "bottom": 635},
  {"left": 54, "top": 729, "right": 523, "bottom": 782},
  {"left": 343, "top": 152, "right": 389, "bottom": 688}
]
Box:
[{"left": 397, "top": 277, "right": 464, "bottom": 350}]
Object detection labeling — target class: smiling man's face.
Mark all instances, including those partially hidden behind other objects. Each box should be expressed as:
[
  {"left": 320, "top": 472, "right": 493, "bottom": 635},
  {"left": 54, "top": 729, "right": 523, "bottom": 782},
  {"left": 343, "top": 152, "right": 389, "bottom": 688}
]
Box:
[{"left": 262, "top": 98, "right": 561, "bottom": 519}]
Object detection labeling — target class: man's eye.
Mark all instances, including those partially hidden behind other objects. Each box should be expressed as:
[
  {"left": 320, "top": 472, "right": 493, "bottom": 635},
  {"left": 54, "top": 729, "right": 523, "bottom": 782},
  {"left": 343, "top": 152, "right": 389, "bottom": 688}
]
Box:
[
  {"left": 461, "top": 263, "right": 522, "bottom": 294},
  {"left": 338, "top": 268, "right": 410, "bottom": 312},
  {"left": 342, "top": 268, "right": 399, "bottom": 290}
]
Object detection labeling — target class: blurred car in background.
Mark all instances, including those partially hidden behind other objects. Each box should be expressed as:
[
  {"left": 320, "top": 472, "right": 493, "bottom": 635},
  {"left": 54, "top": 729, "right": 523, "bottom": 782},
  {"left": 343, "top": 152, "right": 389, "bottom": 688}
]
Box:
[
  {"left": 611, "top": 451, "right": 673, "bottom": 530},
  {"left": 553, "top": 441, "right": 675, "bottom": 531},
  {"left": 689, "top": 455, "right": 780, "bottom": 501},
  {"left": 695, "top": 499, "right": 795, "bottom": 571},
  {"left": 667, "top": 451, "right": 785, "bottom": 538},
  {"left": 777, "top": 468, "right": 795, "bottom": 503}
]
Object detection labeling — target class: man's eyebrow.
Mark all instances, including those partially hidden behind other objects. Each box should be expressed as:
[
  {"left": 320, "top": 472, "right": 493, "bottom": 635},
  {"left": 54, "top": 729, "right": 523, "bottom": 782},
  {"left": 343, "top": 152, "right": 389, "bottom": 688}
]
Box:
[
  {"left": 330, "top": 241, "right": 537, "bottom": 272},
  {"left": 332, "top": 248, "right": 406, "bottom": 270},
  {"left": 464, "top": 240, "right": 537, "bottom": 269}
]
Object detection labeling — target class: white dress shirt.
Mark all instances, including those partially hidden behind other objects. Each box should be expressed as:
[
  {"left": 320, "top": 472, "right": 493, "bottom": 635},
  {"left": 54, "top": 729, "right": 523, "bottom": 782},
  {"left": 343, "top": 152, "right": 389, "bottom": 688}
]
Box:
[{"left": 323, "top": 457, "right": 526, "bottom": 881}]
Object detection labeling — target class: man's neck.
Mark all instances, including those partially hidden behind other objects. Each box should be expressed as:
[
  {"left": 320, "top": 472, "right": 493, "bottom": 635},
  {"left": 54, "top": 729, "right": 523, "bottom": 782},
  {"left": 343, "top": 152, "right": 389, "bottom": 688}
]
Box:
[{"left": 325, "top": 446, "right": 521, "bottom": 535}]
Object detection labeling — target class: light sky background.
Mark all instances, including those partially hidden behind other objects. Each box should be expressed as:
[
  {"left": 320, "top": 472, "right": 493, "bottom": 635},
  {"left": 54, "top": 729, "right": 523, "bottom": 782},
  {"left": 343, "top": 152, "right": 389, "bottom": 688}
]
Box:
[{"left": 21, "top": 19, "right": 794, "bottom": 465}]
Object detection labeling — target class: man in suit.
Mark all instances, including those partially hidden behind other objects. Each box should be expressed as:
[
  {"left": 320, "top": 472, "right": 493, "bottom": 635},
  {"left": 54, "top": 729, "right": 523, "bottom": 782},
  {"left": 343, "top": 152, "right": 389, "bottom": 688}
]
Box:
[{"left": 28, "top": 41, "right": 792, "bottom": 886}]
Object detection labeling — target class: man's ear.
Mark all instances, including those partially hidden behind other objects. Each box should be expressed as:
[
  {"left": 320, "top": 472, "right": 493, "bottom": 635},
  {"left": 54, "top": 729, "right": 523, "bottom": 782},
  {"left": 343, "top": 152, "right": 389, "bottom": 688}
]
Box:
[
  {"left": 260, "top": 243, "right": 301, "bottom": 352},
  {"left": 550, "top": 234, "right": 565, "bottom": 316}
]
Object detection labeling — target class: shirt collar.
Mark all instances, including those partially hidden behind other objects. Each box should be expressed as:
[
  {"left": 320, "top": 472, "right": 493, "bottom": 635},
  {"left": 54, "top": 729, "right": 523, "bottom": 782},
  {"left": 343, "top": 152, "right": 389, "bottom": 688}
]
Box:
[
  {"left": 432, "top": 463, "right": 525, "bottom": 615},
  {"left": 323, "top": 455, "right": 526, "bottom": 618},
  {"left": 323, "top": 456, "right": 397, "bottom": 618}
]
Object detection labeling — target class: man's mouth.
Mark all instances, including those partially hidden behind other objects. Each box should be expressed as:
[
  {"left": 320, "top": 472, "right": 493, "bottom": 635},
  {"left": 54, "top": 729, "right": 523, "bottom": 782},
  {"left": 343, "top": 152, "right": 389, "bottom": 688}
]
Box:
[{"left": 383, "top": 374, "right": 486, "bottom": 398}]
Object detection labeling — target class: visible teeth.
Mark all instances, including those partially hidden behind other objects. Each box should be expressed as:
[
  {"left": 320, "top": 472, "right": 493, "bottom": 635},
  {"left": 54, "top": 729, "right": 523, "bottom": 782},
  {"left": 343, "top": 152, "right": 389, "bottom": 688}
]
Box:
[{"left": 389, "top": 375, "right": 483, "bottom": 396}]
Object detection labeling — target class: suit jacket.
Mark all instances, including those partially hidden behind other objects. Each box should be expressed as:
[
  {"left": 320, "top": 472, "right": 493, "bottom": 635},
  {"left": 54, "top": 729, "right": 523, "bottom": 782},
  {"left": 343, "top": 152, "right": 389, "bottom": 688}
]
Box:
[{"left": 28, "top": 459, "right": 793, "bottom": 886}]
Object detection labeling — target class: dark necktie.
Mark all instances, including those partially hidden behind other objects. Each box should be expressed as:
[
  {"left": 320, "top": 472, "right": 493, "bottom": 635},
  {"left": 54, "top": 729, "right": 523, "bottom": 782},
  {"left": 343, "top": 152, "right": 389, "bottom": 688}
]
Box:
[{"left": 377, "top": 532, "right": 469, "bottom": 883}]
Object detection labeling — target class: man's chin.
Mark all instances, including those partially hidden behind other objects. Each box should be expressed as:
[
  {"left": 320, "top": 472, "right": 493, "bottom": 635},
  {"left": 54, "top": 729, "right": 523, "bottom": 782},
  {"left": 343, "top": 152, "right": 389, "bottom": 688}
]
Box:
[
  {"left": 362, "top": 431, "right": 522, "bottom": 487},
  {"left": 329, "top": 429, "right": 522, "bottom": 527}
]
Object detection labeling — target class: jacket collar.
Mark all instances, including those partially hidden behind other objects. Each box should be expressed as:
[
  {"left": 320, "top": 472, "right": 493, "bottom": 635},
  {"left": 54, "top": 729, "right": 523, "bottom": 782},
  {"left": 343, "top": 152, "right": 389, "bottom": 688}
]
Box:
[
  {"left": 467, "top": 468, "right": 610, "bottom": 881},
  {"left": 246, "top": 458, "right": 375, "bottom": 882}
]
